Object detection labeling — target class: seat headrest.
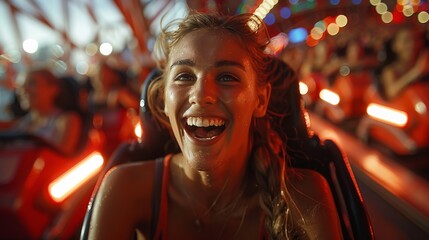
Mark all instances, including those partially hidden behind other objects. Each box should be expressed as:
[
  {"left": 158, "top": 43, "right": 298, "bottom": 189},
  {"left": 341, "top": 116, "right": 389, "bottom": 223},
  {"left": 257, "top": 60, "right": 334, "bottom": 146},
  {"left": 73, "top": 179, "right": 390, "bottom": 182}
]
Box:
[
  {"left": 140, "top": 69, "right": 162, "bottom": 115},
  {"left": 139, "top": 69, "right": 178, "bottom": 156},
  {"left": 56, "top": 75, "right": 81, "bottom": 113},
  {"left": 267, "top": 60, "right": 309, "bottom": 143}
]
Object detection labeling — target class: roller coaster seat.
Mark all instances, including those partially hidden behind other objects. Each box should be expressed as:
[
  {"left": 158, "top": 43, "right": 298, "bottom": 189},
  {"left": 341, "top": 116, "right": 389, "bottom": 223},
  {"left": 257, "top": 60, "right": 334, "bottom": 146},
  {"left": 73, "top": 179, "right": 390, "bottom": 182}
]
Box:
[
  {"left": 357, "top": 78, "right": 429, "bottom": 155},
  {"left": 0, "top": 75, "right": 105, "bottom": 239},
  {"left": 81, "top": 65, "right": 374, "bottom": 240}
]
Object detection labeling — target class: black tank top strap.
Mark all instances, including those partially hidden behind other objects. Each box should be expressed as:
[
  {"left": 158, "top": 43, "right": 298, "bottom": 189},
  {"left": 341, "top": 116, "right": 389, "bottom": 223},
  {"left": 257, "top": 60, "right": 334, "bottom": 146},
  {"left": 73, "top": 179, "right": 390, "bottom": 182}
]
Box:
[{"left": 149, "top": 157, "right": 165, "bottom": 239}]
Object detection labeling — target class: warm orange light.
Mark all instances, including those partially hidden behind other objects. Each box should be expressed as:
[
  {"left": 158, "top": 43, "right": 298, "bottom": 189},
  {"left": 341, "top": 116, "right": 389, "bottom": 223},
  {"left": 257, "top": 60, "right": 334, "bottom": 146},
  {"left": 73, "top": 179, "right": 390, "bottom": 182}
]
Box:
[
  {"left": 306, "top": 35, "right": 319, "bottom": 47},
  {"left": 319, "top": 89, "right": 340, "bottom": 105},
  {"left": 327, "top": 23, "right": 339, "bottom": 36},
  {"left": 299, "top": 82, "right": 309, "bottom": 95},
  {"left": 48, "top": 152, "right": 104, "bottom": 202},
  {"left": 362, "top": 155, "right": 402, "bottom": 193},
  {"left": 134, "top": 122, "right": 143, "bottom": 139},
  {"left": 367, "top": 103, "right": 408, "bottom": 127},
  {"left": 310, "top": 27, "right": 324, "bottom": 40}
]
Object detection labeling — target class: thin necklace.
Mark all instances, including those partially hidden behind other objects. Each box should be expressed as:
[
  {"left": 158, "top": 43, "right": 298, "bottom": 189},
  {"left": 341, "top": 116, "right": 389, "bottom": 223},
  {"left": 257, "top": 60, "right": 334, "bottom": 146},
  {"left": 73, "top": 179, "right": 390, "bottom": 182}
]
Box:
[
  {"left": 179, "top": 165, "right": 230, "bottom": 230},
  {"left": 179, "top": 163, "right": 249, "bottom": 235}
]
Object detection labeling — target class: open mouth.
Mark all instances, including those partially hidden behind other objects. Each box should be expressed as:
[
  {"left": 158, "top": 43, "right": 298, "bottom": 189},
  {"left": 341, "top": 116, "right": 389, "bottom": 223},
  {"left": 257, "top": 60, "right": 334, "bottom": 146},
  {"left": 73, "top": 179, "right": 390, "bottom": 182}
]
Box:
[{"left": 184, "top": 117, "right": 226, "bottom": 140}]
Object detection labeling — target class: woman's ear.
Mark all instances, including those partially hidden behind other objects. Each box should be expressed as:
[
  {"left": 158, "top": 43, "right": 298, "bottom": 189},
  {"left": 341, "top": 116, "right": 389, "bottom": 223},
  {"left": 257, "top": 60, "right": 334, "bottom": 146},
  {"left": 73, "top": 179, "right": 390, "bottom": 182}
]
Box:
[{"left": 254, "top": 83, "right": 271, "bottom": 118}]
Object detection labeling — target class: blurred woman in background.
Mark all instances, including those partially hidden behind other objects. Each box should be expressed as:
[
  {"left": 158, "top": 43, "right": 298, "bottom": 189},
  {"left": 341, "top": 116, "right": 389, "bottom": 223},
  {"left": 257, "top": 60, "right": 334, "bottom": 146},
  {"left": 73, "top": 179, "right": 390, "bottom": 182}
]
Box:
[
  {"left": 4, "top": 67, "right": 82, "bottom": 155},
  {"left": 379, "top": 27, "right": 429, "bottom": 99}
]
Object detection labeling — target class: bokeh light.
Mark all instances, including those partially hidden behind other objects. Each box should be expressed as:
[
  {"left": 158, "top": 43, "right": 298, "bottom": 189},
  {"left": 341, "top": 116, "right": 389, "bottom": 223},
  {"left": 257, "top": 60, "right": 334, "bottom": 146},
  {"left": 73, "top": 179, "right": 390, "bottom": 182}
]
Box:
[
  {"left": 370, "top": 0, "right": 381, "bottom": 6},
  {"left": 310, "top": 27, "right": 324, "bottom": 40},
  {"left": 288, "top": 27, "right": 308, "bottom": 43},
  {"left": 264, "top": 13, "right": 276, "bottom": 25},
  {"left": 280, "top": 7, "right": 291, "bottom": 19},
  {"left": 336, "top": 15, "right": 348, "bottom": 27},
  {"left": 22, "top": 39, "right": 38, "bottom": 54},
  {"left": 381, "top": 11, "right": 393, "bottom": 23},
  {"left": 315, "top": 20, "right": 327, "bottom": 32},
  {"left": 85, "top": 43, "right": 98, "bottom": 56},
  {"left": 99, "top": 42, "right": 113, "bottom": 56},
  {"left": 402, "top": 5, "right": 414, "bottom": 17},
  {"left": 327, "top": 23, "right": 340, "bottom": 35},
  {"left": 76, "top": 61, "right": 89, "bottom": 75},
  {"left": 417, "top": 11, "right": 429, "bottom": 23},
  {"left": 329, "top": 0, "right": 340, "bottom": 6},
  {"left": 375, "top": 3, "right": 388, "bottom": 15}
]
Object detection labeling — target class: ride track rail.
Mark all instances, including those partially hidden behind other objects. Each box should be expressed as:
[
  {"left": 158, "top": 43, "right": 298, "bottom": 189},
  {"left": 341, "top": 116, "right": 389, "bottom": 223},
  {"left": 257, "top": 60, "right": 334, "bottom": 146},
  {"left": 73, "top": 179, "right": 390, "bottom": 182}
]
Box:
[{"left": 308, "top": 112, "right": 429, "bottom": 234}]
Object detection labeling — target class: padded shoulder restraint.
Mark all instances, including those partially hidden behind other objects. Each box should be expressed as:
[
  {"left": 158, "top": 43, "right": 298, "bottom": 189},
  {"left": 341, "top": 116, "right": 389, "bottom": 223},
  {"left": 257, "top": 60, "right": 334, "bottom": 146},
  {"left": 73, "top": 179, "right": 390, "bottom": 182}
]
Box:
[{"left": 149, "top": 157, "right": 165, "bottom": 239}]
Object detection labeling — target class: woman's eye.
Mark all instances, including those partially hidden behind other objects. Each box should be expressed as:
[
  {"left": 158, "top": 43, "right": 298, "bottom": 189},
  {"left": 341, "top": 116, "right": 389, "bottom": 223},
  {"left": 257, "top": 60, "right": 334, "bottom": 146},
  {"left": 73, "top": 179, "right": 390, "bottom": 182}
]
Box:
[
  {"left": 218, "top": 74, "right": 239, "bottom": 83},
  {"left": 174, "top": 73, "right": 195, "bottom": 82}
]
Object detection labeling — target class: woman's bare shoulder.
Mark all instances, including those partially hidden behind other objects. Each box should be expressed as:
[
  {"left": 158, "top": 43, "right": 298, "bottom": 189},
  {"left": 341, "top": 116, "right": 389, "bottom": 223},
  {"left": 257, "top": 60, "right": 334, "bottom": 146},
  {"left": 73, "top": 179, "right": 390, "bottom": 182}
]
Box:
[
  {"left": 89, "top": 159, "right": 160, "bottom": 239},
  {"left": 101, "top": 160, "right": 158, "bottom": 196},
  {"left": 95, "top": 160, "right": 160, "bottom": 216},
  {"left": 286, "top": 168, "right": 331, "bottom": 200},
  {"left": 286, "top": 168, "right": 343, "bottom": 239}
]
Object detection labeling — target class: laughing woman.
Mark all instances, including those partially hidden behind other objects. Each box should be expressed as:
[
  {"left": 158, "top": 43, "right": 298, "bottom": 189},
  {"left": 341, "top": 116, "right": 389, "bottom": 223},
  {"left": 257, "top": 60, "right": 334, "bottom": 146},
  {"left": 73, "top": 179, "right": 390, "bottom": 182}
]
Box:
[{"left": 88, "top": 12, "right": 342, "bottom": 240}]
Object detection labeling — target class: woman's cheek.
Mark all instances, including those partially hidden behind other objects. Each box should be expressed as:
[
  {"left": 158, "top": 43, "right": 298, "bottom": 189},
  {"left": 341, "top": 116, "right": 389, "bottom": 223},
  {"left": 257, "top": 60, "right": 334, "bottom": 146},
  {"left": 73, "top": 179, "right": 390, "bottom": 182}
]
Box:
[
  {"left": 234, "top": 89, "right": 257, "bottom": 107},
  {"left": 164, "top": 86, "right": 185, "bottom": 117}
]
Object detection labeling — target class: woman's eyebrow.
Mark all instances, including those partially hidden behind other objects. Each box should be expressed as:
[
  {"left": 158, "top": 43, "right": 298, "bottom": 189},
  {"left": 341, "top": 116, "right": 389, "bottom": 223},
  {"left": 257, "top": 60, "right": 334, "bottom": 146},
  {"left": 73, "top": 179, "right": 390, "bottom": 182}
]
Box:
[
  {"left": 215, "top": 60, "right": 245, "bottom": 70},
  {"left": 170, "top": 59, "right": 195, "bottom": 69},
  {"left": 170, "top": 59, "right": 245, "bottom": 71}
]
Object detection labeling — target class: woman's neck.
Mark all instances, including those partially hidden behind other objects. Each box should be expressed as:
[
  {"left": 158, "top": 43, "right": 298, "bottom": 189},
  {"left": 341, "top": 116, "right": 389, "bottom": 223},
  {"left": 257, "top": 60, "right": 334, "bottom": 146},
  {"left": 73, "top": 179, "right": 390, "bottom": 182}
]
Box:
[
  {"left": 397, "top": 53, "right": 413, "bottom": 66},
  {"left": 175, "top": 153, "right": 250, "bottom": 213}
]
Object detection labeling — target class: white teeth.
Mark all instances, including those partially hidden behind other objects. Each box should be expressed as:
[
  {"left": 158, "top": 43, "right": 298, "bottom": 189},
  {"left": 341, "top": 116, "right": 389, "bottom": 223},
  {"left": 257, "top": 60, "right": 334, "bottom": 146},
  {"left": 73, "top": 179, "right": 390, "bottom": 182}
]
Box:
[
  {"left": 202, "top": 119, "right": 209, "bottom": 127},
  {"left": 196, "top": 118, "right": 202, "bottom": 126},
  {"left": 186, "top": 117, "right": 225, "bottom": 127}
]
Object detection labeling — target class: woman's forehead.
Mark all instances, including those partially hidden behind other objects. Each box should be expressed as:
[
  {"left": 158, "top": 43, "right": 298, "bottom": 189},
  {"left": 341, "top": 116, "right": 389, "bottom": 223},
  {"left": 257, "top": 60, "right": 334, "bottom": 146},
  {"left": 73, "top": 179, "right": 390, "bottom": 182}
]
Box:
[{"left": 168, "top": 29, "right": 252, "bottom": 67}]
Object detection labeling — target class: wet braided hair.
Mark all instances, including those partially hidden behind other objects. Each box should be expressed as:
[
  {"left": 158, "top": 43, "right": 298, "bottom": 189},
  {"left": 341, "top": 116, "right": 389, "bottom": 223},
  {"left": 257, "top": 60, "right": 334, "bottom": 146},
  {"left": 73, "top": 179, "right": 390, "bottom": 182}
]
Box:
[{"left": 148, "top": 11, "right": 296, "bottom": 239}]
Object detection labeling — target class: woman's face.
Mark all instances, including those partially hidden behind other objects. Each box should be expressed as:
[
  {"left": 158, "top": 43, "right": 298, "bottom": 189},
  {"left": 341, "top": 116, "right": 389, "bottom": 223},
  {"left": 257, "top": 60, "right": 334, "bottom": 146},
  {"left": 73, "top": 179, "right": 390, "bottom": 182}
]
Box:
[
  {"left": 393, "top": 29, "right": 415, "bottom": 61},
  {"left": 23, "top": 73, "right": 58, "bottom": 110},
  {"left": 164, "top": 29, "right": 269, "bottom": 171}
]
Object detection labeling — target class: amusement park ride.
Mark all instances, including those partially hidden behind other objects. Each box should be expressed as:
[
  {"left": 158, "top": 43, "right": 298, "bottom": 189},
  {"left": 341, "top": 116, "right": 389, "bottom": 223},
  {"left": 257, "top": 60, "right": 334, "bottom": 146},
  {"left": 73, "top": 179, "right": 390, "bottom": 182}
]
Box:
[{"left": 1, "top": 0, "right": 429, "bottom": 239}]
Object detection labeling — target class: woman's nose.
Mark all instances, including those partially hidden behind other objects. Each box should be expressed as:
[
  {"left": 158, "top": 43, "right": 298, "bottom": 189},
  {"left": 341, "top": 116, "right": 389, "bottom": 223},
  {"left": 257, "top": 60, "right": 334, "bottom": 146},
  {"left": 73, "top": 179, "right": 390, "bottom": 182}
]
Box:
[{"left": 189, "top": 77, "right": 217, "bottom": 105}]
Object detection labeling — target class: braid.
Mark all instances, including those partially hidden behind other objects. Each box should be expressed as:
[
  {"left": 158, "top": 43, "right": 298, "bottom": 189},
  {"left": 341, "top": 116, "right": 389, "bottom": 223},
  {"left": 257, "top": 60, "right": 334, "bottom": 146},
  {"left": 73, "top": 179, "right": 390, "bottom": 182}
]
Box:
[
  {"left": 251, "top": 117, "right": 289, "bottom": 239},
  {"left": 252, "top": 58, "right": 312, "bottom": 239}
]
